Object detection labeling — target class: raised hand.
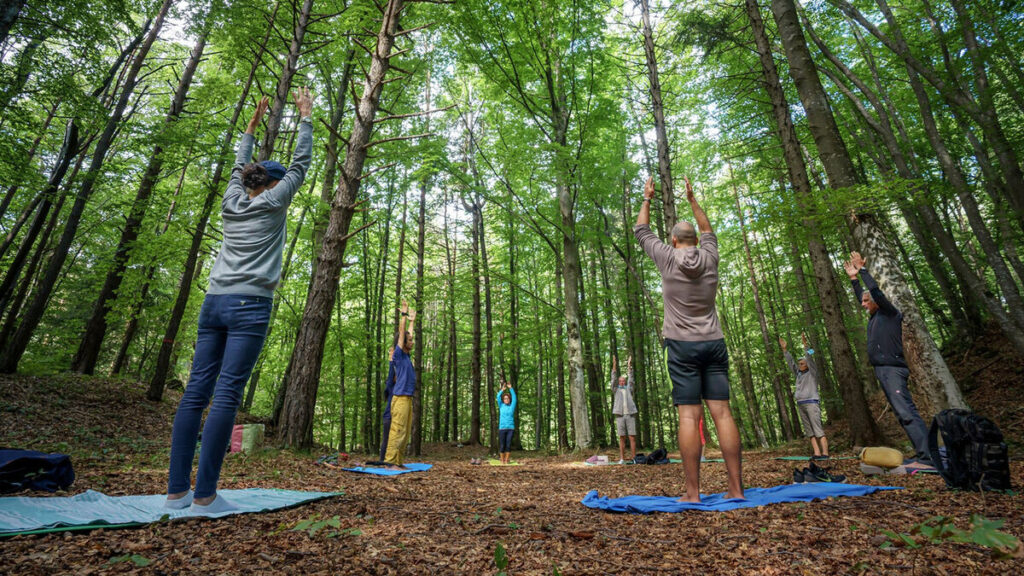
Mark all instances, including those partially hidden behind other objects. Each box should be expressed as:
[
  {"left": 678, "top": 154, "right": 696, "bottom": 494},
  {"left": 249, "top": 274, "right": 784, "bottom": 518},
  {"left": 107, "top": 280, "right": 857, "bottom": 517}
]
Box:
[
  {"left": 842, "top": 256, "right": 860, "bottom": 280},
  {"left": 246, "top": 96, "right": 270, "bottom": 134},
  {"left": 778, "top": 337, "right": 787, "bottom": 350},
  {"left": 292, "top": 86, "right": 313, "bottom": 117},
  {"left": 684, "top": 176, "right": 695, "bottom": 203},
  {"left": 849, "top": 251, "right": 867, "bottom": 270},
  {"left": 400, "top": 300, "right": 409, "bottom": 315},
  {"left": 644, "top": 176, "right": 656, "bottom": 201},
  {"left": 408, "top": 307, "right": 417, "bottom": 323},
  {"left": 627, "top": 355, "right": 632, "bottom": 369},
  {"left": 801, "top": 333, "right": 809, "bottom": 348}
]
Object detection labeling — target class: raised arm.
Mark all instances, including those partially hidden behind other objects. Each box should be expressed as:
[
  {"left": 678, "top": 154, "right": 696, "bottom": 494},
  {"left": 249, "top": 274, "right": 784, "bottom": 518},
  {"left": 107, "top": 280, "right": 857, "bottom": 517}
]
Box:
[
  {"left": 844, "top": 252, "right": 865, "bottom": 302},
  {"left": 267, "top": 87, "right": 314, "bottom": 206},
  {"left": 801, "top": 333, "right": 818, "bottom": 375},
  {"left": 396, "top": 301, "right": 409, "bottom": 349},
  {"left": 225, "top": 96, "right": 269, "bottom": 205},
  {"left": 509, "top": 385, "right": 517, "bottom": 410},
  {"left": 780, "top": 337, "right": 798, "bottom": 375},
  {"left": 685, "top": 177, "right": 713, "bottom": 235},
  {"left": 635, "top": 176, "right": 655, "bottom": 228},
  {"left": 627, "top": 356, "right": 634, "bottom": 389},
  {"left": 610, "top": 355, "right": 618, "bottom": 389},
  {"left": 859, "top": 268, "right": 898, "bottom": 315}
]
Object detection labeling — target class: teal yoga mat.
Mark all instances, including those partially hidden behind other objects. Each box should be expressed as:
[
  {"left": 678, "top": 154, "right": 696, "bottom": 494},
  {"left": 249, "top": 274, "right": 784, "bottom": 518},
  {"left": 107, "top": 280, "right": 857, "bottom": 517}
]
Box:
[{"left": 0, "top": 489, "right": 340, "bottom": 537}]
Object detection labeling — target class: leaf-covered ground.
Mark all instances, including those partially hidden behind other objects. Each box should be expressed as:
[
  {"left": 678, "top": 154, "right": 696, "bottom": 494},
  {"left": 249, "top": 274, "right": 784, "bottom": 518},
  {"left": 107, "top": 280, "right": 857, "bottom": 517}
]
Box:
[{"left": 2, "top": 368, "right": 1023, "bottom": 575}]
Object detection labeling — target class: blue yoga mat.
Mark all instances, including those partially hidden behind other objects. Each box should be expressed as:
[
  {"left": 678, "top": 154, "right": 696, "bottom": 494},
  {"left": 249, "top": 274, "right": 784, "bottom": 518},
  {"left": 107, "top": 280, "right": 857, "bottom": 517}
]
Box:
[
  {"left": 582, "top": 483, "right": 901, "bottom": 513},
  {"left": 0, "top": 489, "right": 339, "bottom": 536},
  {"left": 342, "top": 463, "right": 432, "bottom": 476}
]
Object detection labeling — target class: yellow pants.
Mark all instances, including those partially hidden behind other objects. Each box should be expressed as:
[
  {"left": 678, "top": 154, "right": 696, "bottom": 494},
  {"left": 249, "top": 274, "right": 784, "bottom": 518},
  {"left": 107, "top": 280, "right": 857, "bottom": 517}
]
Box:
[{"left": 384, "top": 395, "right": 412, "bottom": 465}]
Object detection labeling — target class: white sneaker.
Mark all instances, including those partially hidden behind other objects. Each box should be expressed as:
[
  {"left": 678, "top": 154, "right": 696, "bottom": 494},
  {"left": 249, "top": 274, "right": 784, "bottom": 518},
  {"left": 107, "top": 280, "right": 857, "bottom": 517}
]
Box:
[{"left": 617, "top": 459, "right": 625, "bottom": 465}]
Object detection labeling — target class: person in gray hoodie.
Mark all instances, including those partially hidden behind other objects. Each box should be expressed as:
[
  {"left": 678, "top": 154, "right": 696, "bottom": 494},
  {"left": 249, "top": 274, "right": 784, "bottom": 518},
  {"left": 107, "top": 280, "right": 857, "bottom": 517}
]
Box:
[
  {"left": 780, "top": 333, "right": 829, "bottom": 460},
  {"left": 165, "top": 89, "right": 314, "bottom": 513},
  {"left": 634, "top": 175, "right": 743, "bottom": 503},
  {"left": 610, "top": 355, "right": 638, "bottom": 464}
]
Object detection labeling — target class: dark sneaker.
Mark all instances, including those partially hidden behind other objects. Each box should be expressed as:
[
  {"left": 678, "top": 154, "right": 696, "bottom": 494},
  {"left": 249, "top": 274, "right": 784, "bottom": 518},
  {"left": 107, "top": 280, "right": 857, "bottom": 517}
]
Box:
[
  {"left": 800, "top": 467, "right": 820, "bottom": 482},
  {"left": 807, "top": 462, "right": 846, "bottom": 483},
  {"left": 793, "top": 468, "right": 805, "bottom": 484},
  {"left": 812, "top": 455, "right": 830, "bottom": 461}
]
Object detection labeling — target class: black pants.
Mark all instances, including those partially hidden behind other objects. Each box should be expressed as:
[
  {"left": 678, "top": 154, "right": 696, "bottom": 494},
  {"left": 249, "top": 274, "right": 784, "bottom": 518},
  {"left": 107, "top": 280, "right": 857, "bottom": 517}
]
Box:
[{"left": 498, "top": 429, "right": 514, "bottom": 452}]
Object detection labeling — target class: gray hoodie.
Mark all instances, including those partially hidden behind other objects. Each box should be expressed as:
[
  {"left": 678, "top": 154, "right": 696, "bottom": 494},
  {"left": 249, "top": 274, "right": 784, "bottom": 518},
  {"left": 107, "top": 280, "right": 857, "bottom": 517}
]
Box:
[
  {"left": 208, "top": 120, "right": 313, "bottom": 298},
  {"left": 634, "top": 224, "right": 723, "bottom": 341},
  {"left": 610, "top": 368, "right": 638, "bottom": 415},
  {"left": 784, "top": 349, "right": 820, "bottom": 402}
]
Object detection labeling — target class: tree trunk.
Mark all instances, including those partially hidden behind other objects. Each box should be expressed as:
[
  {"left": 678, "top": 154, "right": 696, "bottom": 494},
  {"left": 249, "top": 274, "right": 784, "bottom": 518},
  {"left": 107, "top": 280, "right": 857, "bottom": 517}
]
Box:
[
  {"left": 277, "top": 0, "right": 406, "bottom": 447},
  {"left": 747, "top": 0, "right": 883, "bottom": 445},
  {"left": 73, "top": 31, "right": 208, "bottom": 374},
  {"left": 258, "top": 0, "right": 315, "bottom": 161},
  {"left": 1, "top": 0, "right": 172, "bottom": 374},
  {"left": 638, "top": 0, "right": 676, "bottom": 233},
  {"left": 771, "top": 0, "right": 966, "bottom": 414},
  {"left": 0, "top": 0, "right": 26, "bottom": 46}
]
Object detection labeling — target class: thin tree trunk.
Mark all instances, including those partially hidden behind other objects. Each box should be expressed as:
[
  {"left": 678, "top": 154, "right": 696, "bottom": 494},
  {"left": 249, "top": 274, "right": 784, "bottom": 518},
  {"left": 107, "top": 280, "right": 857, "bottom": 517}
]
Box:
[
  {"left": 73, "top": 31, "right": 208, "bottom": 374},
  {"left": 277, "top": 0, "right": 408, "bottom": 447},
  {"left": 638, "top": 0, "right": 676, "bottom": 232},
  {"left": 1, "top": 0, "right": 172, "bottom": 374},
  {"left": 259, "top": 0, "right": 315, "bottom": 161}
]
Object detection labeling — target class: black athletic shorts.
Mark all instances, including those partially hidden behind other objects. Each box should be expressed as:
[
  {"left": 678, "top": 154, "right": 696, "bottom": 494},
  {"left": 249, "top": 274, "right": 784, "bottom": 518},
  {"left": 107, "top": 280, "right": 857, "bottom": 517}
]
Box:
[{"left": 663, "top": 338, "right": 730, "bottom": 405}]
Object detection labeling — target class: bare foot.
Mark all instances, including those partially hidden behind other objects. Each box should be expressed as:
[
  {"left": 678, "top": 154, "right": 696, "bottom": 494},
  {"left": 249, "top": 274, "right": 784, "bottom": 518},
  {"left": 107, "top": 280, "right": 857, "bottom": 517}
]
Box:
[
  {"left": 676, "top": 495, "right": 701, "bottom": 503},
  {"left": 726, "top": 491, "right": 745, "bottom": 500}
]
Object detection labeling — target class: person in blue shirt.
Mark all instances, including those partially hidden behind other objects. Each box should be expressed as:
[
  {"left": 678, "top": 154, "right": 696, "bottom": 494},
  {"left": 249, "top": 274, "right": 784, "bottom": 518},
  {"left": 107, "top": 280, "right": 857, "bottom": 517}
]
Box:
[
  {"left": 384, "top": 301, "right": 416, "bottom": 469},
  {"left": 496, "top": 381, "right": 517, "bottom": 465}
]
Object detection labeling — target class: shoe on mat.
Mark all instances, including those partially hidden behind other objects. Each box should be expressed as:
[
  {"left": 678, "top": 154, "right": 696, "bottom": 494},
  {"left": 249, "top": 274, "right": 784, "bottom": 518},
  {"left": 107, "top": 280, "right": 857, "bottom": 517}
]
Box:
[
  {"left": 812, "top": 455, "right": 830, "bottom": 461},
  {"left": 617, "top": 459, "right": 625, "bottom": 465},
  {"left": 807, "top": 462, "right": 845, "bottom": 483}
]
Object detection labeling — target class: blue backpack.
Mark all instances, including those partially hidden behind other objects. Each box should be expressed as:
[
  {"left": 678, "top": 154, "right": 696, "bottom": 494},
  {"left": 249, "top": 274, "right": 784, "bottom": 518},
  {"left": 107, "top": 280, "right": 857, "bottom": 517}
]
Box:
[{"left": 0, "top": 450, "right": 75, "bottom": 493}]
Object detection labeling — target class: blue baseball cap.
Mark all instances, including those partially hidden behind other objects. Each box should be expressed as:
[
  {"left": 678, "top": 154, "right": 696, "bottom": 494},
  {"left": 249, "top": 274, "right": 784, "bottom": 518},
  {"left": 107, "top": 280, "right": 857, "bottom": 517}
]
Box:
[{"left": 260, "top": 160, "right": 287, "bottom": 181}]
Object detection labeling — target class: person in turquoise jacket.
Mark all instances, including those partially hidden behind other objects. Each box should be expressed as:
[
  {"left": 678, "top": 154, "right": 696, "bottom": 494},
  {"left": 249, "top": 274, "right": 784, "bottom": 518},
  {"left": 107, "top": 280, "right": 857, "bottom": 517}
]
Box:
[{"left": 496, "top": 382, "right": 517, "bottom": 465}]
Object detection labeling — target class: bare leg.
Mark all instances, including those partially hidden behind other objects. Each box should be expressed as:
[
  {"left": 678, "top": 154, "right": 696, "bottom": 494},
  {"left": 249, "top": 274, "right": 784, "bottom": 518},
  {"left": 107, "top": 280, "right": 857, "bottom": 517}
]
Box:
[
  {"left": 820, "top": 436, "right": 829, "bottom": 457},
  {"left": 676, "top": 404, "right": 703, "bottom": 502},
  {"left": 629, "top": 435, "right": 637, "bottom": 460},
  {"left": 810, "top": 437, "right": 822, "bottom": 457},
  {"left": 707, "top": 399, "right": 744, "bottom": 499},
  {"left": 618, "top": 436, "right": 626, "bottom": 462}
]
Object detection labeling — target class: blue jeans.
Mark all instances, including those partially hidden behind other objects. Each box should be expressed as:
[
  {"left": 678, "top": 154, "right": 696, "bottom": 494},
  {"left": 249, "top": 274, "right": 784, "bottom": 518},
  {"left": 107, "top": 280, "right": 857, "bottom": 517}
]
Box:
[
  {"left": 168, "top": 294, "right": 272, "bottom": 498},
  {"left": 498, "top": 429, "right": 514, "bottom": 453}
]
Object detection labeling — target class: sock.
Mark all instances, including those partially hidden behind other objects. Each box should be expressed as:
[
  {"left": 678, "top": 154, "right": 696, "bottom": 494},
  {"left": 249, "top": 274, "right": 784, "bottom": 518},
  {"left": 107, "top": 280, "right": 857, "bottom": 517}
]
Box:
[
  {"left": 164, "top": 490, "right": 194, "bottom": 509},
  {"left": 189, "top": 494, "right": 237, "bottom": 514}
]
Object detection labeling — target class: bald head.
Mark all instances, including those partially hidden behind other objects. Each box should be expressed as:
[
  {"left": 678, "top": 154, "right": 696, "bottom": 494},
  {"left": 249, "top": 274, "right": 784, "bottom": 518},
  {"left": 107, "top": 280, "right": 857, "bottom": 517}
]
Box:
[{"left": 671, "top": 221, "right": 698, "bottom": 246}]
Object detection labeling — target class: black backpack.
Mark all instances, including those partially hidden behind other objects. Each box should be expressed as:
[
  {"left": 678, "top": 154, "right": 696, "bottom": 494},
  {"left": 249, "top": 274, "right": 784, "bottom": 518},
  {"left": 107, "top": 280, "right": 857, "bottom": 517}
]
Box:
[
  {"left": 645, "top": 447, "right": 668, "bottom": 465},
  {"left": 928, "top": 409, "right": 1011, "bottom": 492}
]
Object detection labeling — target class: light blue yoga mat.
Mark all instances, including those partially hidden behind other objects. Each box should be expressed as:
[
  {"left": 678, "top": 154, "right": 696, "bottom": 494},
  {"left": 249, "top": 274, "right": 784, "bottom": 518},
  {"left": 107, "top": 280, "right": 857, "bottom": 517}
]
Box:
[
  {"left": 342, "top": 463, "right": 432, "bottom": 476},
  {"left": 0, "top": 489, "right": 340, "bottom": 537},
  {"left": 581, "top": 483, "right": 900, "bottom": 513}
]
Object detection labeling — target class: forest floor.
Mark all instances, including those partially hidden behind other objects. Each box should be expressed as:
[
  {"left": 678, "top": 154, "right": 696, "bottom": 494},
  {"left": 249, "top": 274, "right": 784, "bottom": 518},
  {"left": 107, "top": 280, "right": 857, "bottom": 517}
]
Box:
[{"left": 2, "top": 331, "right": 1024, "bottom": 575}]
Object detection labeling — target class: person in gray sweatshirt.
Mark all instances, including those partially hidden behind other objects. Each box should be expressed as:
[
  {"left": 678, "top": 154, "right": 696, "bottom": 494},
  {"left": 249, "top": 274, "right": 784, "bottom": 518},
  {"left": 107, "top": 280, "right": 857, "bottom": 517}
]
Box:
[
  {"left": 780, "top": 333, "right": 829, "bottom": 460},
  {"left": 610, "top": 355, "right": 638, "bottom": 464},
  {"left": 634, "top": 175, "right": 743, "bottom": 503},
  {"left": 165, "top": 89, "right": 314, "bottom": 513}
]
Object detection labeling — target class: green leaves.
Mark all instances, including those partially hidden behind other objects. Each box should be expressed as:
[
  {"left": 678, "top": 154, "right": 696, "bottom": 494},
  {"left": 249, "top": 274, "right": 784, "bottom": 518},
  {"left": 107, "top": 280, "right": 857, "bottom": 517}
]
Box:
[
  {"left": 290, "top": 514, "right": 361, "bottom": 538},
  {"left": 107, "top": 554, "right": 151, "bottom": 567},
  {"left": 878, "top": 515, "right": 1023, "bottom": 559},
  {"left": 494, "top": 541, "right": 509, "bottom": 575}
]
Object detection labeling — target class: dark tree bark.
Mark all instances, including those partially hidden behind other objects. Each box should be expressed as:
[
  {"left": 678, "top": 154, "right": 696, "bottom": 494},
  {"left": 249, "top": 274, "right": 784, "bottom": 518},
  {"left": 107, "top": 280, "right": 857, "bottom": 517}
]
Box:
[
  {"left": 771, "top": 0, "right": 966, "bottom": 413},
  {"left": 277, "top": 0, "right": 407, "bottom": 447},
  {"left": 746, "top": 0, "right": 883, "bottom": 445},
  {"left": 73, "top": 31, "right": 208, "bottom": 374},
  {"left": 0, "top": 0, "right": 25, "bottom": 45},
  {"left": 1, "top": 0, "right": 172, "bottom": 374}
]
